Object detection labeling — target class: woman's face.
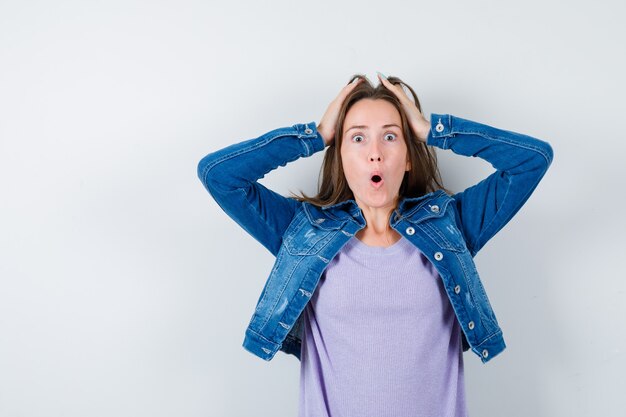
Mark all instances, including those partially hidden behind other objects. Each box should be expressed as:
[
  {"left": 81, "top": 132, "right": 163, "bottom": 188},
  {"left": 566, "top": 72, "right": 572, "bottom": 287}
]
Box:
[{"left": 340, "top": 98, "right": 410, "bottom": 211}]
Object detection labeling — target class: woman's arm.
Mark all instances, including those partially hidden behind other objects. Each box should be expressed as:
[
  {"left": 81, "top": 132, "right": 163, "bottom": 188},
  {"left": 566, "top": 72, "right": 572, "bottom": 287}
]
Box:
[
  {"left": 197, "top": 79, "right": 364, "bottom": 256},
  {"left": 378, "top": 73, "right": 554, "bottom": 257},
  {"left": 427, "top": 114, "right": 553, "bottom": 256},
  {"left": 197, "top": 124, "right": 325, "bottom": 256}
]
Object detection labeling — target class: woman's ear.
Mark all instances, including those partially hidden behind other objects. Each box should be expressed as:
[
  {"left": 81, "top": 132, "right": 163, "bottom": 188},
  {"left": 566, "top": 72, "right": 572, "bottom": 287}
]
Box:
[{"left": 406, "top": 159, "right": 411, "bottom": 171}]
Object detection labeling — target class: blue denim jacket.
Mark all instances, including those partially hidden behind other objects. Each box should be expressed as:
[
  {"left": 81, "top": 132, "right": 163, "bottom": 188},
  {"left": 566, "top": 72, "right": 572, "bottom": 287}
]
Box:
[{"left": 197, "top": 114, "right": 553, "bottom": 364}]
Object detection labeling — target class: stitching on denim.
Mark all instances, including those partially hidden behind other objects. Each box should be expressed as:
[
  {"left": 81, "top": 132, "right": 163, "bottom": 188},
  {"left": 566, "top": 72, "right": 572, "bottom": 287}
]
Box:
[
  {"left": 272, "top": 267, "right": 322, "bottom": 341},
  {"left": 470, "top": 173, "right": 512, "bottom": 253},
  {"left": 284, "top": 215, "right": 335, "bottom": 256},
  {"left": 247, "top": 328, "right": 279, "bottom": 347},
  {"left": 415, "top": 218, "right": 463, "bottom": 253},
  {"left": 403, "top": 190, "right": 449, "bottom": 220},
  {"left": 416, "top": 223, "right": 442, "bottom": 248},
  {"left": 449, "top": 128, "right": 552, "bottom": 164},
  {"left": 456, "top": 251, "right": 477, "bottom": 313},
  {"left": 263, "top": 229, "right": 353, "bottom": 334},
  {"left": 474, "top": 171, "right": 543, "bottom": 254},
  {"left": 257, "top": 254, "right": 308, "bottom": 333},
  {"left": 469, "top": 258, "right": 495, "bottom": 325},
  {"left": 254, "top": 259, "right": 302, "bottom": 332},
  {"left": 201, "top": 135, "right": 273, "bottom": 184},
  {"left": 221, "top": 186, "right": 293, "bottom": 257},
  {"left": 201, "top": 129, "right": 305, "bottom": 185},
  {"left": 252, "top": 246, "right": 287, "bottom": 327},
  {"left": 282, "top": 213, "right": 308, "bottom": 254},
  {"left": 421, "top": 217, "right": 464, "bottom": 252},
  {"left": 301, "top": 135, "right": 312, "bottom": 156},
  {"left": 444, "top": 278, "right": 471, "bottom": 337},
  {"left": 473, "top": 328, "right": 503, "bottom": 347},
  {"left": 200, "top": 138, "right": 299, "bottom": 255},
  {"left": 455, "top": 251, "right": 493, "bottom": 327},
  {"left": 303, "top": 204, "right": 347, "bottom": 230}
]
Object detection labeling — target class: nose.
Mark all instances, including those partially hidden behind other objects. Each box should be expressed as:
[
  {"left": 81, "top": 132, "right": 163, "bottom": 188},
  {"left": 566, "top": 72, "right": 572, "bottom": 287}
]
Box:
[{"left": 368, "top": 142, "right": 382, "bottom": 162}]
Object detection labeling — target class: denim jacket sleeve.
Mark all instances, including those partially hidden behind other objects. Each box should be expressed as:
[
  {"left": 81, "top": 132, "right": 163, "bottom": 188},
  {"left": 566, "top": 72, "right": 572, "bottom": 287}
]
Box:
[
  {"left": 427, "top": 113, "right": 554, "bottom": 257},
  {"left": 197, "top": 122, "right": 325, "bottom": 256}
]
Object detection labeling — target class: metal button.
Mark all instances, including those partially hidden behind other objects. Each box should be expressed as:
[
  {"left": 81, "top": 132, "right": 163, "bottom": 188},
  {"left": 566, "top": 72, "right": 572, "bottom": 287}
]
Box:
[
  {"left": 482, "top": 349, "right": 489, "bottom": 358},
  {"left": 435, "top": 122, "right": 444, "bottom": 133},
  {"left": 468, "top": 321, "right": 475, "bottom": 330},
  {"left": 304, "top": 128, "right": 313, "bottom": 134},
  {"left": 454, "top": 285, "right": 461, "bottom": 294},
  {"left": 434, "top": 252, "right": 443, "bottom": 261},
  {"left": 406, "top": 226, "right": 415, "bottom": 235},
  {"left": 430, "top": 205, "right": 439, "bottom": 213}
]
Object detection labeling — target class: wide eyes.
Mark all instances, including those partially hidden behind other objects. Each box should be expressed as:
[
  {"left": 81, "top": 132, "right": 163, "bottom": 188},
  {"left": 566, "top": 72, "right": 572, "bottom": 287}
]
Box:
[{"left": 350, "top": 133, "right": 398, "bottom": 143}]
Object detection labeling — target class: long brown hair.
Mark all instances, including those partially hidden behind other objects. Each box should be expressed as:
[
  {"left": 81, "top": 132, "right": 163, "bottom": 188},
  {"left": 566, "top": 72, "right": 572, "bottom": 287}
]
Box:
[{"left": 291, "top": 74, "right": 447, "bottom": 207}]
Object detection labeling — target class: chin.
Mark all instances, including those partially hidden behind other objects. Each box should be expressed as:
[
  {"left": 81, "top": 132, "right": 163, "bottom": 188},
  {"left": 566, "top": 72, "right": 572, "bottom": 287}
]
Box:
[{"left": 355, "top": 194, "right": 398, "bottom": 209}]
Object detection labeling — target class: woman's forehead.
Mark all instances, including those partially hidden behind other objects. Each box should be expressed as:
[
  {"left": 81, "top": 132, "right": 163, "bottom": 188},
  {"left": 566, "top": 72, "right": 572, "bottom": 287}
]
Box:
[{"left": 344, "top": 99, "right": 401, "bottom": 128}]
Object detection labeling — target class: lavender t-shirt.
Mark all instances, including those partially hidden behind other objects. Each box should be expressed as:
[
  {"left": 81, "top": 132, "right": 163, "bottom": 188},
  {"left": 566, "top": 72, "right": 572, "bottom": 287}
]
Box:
[{"left": 298, "top": 236, "right": 467, "bottom": 417}]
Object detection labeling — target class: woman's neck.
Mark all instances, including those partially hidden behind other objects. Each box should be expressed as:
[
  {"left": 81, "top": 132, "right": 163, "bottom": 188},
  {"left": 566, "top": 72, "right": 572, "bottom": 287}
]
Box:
[{"left": 355, "top": 205, "right": 401, "bottom": 247}]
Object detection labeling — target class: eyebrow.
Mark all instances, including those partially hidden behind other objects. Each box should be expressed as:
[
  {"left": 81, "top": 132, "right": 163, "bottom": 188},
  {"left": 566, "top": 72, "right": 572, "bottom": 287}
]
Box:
[{"left": 345, "top": 124, "right": 401, "bottom": 132}]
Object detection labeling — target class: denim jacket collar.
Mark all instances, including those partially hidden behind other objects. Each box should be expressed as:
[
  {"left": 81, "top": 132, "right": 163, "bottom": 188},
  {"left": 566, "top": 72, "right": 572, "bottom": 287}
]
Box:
[{"left": 307, "top": 189, "right": 451, "bottom": 228}]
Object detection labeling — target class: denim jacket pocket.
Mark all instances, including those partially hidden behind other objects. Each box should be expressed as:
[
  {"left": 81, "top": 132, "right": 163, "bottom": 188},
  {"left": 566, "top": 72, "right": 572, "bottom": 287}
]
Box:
[
  {"left": 406, "top": 199, "right": 468, "bottom": 252},
  {"left": 283, "top": 211, "right": 346, "bottom": 256},
  {"left": 418, "top": 220, "right": 468, "bottom": 253}
]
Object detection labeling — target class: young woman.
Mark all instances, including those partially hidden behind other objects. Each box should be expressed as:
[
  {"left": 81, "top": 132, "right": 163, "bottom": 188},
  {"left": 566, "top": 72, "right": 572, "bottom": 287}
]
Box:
[{"left": 197, "top": 74, "right": 553, "bottom": 416}]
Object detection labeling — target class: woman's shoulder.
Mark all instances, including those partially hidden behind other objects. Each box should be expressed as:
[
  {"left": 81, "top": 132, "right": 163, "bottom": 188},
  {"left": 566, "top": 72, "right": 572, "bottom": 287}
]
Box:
[{"left": 300, "top": 200, "right": 356, "bottom": 229}]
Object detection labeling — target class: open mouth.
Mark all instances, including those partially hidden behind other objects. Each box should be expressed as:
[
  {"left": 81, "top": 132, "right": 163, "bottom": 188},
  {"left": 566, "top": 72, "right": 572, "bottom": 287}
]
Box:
[{"left": 370, "top": 174, "right": 384, "bottom": 188}]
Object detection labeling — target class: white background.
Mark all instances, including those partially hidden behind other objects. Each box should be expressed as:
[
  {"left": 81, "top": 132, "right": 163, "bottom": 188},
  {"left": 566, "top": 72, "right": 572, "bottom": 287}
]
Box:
[{"left": 1, "top": 0, "right": 624, "bottom": 416}]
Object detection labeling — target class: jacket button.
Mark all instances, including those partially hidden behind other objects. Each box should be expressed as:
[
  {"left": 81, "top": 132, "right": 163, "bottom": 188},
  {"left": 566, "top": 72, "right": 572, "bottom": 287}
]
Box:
[
  {"left": 406, "top": 227, "right": 415, "bottom": 235},
  {"left": 435, "top": 122, "right": 444, "bottom": 133},
  {"left": 468, "top": 321, "right": 475, "bottom": 330},
  {"left": 434, "top": 252, "right": 443, "bottom": 261},
  {"left": 430, "top": 205, "right": 439, "bottom": 213},
  {"left": 304, "top": 128, "right": 313, "bottom": 134},
  {"left": 482, "top": 349, "right": 489, "bottom": 358},
  {"left": 454, "top": 285, "right": 461, "bottom": 294}
]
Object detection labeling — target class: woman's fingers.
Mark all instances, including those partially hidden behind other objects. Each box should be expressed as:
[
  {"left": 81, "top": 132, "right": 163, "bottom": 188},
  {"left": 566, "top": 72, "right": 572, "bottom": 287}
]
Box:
[
  {"left": 318, "top": 77, "right": 364, "bottom": 146},
  {"left": 377, "top": 72, "right": 411, "bottom": 105},
  {"left": 318, "top": 74, "right": 430, "bottom": 146},
  {"left": 377, "top": 72, "right": 430, "bottom": 142}
]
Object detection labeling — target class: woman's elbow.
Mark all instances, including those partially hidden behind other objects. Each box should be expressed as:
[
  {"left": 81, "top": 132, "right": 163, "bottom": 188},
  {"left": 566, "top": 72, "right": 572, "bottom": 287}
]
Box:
[
  {"left": 197, "top": 153, "right": 218, "bottom": 191},
  {"left": 541, "top": 140, "right": 554, "bottom": 167},
  {"left": 530, "top": 137, "right": 554, "bottom": 173}
]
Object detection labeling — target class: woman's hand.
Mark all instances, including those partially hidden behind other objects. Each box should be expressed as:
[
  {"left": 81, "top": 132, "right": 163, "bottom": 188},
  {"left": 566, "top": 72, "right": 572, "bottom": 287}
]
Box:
[
  {"left": 377, "top": 73, "right": 430, "bottom": 143},
  {"left": 317, "top": 77, "right": 364, "bottom": 147}
]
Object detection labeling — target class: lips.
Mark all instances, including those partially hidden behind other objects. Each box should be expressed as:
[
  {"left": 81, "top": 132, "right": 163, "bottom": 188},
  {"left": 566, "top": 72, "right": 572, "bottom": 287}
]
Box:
[{"left": 370, "top": 171, "right": 384, "bottom": 188}]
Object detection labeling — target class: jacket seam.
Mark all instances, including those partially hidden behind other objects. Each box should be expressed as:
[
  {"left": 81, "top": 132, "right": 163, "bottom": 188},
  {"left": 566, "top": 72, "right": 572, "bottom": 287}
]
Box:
[
  {"left": 448, "top": 129, "right": 552, "bottom": 165},
  {"left": 200, "top": 130, "right": 312, "bottom": 184},
  {"left": 257, "top": 248, "right": 308, "bottom": 333},
  {"left": 473, "top": 170, "right": 543, "bottom": 253},
  {"left": 474, "top": 328, "right": 503, "bottom": 347},
  {"left": 247, "top": 327, "right": 280, "bottom": 347}
]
